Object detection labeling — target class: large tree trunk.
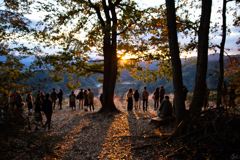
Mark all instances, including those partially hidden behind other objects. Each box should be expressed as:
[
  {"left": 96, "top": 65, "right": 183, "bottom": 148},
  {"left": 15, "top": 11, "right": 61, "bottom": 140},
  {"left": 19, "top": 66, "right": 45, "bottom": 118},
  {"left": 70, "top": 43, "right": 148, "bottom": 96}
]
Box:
[
  {"left": 166, "top": 0, "right": 185, "bottom": 126},
  {"left": 216, "top": 0, "right": 227, "bottom": 108},
  {"left": 190, "top": 0, "right": 212, "bottom": 114},
  {"left": 99, "top": 44, "right": 119, "bottom": 112}
]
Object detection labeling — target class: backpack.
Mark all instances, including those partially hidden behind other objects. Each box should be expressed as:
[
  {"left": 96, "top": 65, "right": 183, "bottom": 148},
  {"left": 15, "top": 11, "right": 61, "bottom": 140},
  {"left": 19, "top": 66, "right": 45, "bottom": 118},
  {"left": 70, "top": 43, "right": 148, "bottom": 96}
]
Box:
[{"left": 143, "top": 91, "right": 148, "bottom": 99}]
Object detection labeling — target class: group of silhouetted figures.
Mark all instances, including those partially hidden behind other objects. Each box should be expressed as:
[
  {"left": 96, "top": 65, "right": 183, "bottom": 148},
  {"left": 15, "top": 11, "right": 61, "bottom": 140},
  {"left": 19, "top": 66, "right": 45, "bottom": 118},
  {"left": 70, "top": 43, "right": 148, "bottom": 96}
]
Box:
[
  {"left": 0, "top": 83, "right": 237, "bottom": 131},
  {"left": 69, "top": 88, "right": 95, "bottom": 111},
  {"left": 125, "top": 85, "right": 190, "bottom": 117}
]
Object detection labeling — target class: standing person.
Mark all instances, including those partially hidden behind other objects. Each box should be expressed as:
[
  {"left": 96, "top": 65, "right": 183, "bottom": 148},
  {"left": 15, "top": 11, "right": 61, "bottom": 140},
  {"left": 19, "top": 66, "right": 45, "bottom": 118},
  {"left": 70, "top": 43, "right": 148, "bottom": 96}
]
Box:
[
  {"left": 88, "top": 88, "right": 94, "bottom": 111},
  {"left": 58, "top": 89, "right": 63, "bottom": 109},
  {"left": 83, "top": 89, "right": 89, "bottom": 111},
  {"left": 159, "top": 85, "right": 165, "bottom": 103},
  {"left": 142, "top": 87, "right": 149, "bottom": 111},
  {"left": 153, "top": 87, "right": 160, "bottom": 110},
  {"left": 69, "top": 91, "right": 76, "bottom": 110},
  {"left": 10, "top": 93, "right": 17, "bottom": 109},
  {"left": 126, "top": 88, "right": 133, "bottom": 111},
  {"left": 77, "top": 88, "right": 84, "bottom": 109},
  {"left": 100, "top": 93, "right": 103, "bottom": 107},
  {"left": 34, "top": 96, "right": 44, "bottom": 131},
  {"left": 157, "top": 95, "right": 173, "bottom": 117},
  {"left": 14, "top": 90, "right": 24, "bottom": 109},
  {"left": 133, "top": 89, "right": 140, "bottom": 110},
  {"left": 42, "top": 93, "right": 53, "bottom": 131},
  {"left": 183, "top": 85, "right": 188, "bottom": 108},
  {"left": 36, "top": 90, "right": 41, "bottom": 99},
  {"left": 51, "top": 88, "right": 58, "bottom": 110},
  {"left": 40, "top": 91, "right": 45, "bottom": 102},
  {"left": 15, "top": 90, "right": 23, "bottom": 108},
  {"left": 26, "top": 92, "right": 33, "bottom": 113}
]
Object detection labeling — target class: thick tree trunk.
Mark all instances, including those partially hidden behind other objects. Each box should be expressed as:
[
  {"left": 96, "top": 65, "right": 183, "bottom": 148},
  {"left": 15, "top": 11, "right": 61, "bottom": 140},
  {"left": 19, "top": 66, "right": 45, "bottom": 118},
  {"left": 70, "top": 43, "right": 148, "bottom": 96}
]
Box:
[
  {"left": 166, "top": 0, "right": 185, "bottom": 127},
  {"left": 190, "top": 0, "right": 212, "bottom": 114},
  {"left": 99, "top": 44, "right": 119, "bottom": 112},
  {"left": 216, "top": 0, "right": 226, "bottom": 108}
]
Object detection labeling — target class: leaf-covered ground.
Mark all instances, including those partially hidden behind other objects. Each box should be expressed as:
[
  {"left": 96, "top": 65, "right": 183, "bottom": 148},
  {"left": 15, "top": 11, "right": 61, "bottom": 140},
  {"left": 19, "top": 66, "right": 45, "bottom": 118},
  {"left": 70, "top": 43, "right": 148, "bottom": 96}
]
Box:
[{"left": 10, "top": 106, "right": 174, "bottom": 160}]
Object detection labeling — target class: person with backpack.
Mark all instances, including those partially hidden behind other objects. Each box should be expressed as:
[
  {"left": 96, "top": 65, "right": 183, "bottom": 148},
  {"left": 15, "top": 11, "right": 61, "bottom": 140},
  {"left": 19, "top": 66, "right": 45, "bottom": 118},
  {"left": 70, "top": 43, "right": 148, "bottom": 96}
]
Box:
[
  {"left": 153, "top": 87, "right": 160, "bottom": 110},
  {"left": 88, "top": 88, "right": 94, "bottom": 111},
  {"left": 159, "top": 85, "right": 166, "bottom": 103},
  {"left": 51, "top": 88, "right": 58, "bottom": 110},
  {"left": 133, "top": 89, "right": 140, "bottom": 110},
  {"left": 42, "top": 93, "right": 53, "bottom": 131},
  {"left": 26, "top": 92, "right": 33, "bottom": 113},
  {"left": 142, "top": 87, "right": 149, "bottom": 111},
  {"left": 58, "top": 89, "right": 63, "bottom": 109},
  {"left": 77, "top": 88, "right": 84, "bottom": 109},
  {"left": 69, "top": 91, "right": 76, "bottom": 110}
]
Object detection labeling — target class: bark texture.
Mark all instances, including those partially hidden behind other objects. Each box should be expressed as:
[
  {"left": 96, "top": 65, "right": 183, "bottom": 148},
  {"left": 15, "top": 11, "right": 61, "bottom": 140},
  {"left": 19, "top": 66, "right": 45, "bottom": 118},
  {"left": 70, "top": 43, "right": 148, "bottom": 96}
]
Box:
[
  {"left": 216, "top": 0, "right": 226, "bottom": 108},
  {"left": 190, "top": 0, "right": 212, "bottom": 114},
  {"left": 166, "top": 0, "right": 185, "bottom": 126}
]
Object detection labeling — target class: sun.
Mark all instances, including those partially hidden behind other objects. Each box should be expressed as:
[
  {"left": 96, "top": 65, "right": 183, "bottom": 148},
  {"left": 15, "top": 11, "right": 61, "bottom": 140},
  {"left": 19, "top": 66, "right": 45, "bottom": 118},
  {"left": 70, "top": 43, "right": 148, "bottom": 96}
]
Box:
[{"left": 121, "top": 55, "right": 132, "bottom": 60}]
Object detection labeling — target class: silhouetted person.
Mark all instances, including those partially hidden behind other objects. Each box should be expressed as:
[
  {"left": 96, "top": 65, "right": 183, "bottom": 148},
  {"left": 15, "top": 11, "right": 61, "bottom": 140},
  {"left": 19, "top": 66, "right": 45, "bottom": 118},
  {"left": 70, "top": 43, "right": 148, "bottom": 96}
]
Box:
[
  {"left": 26, "top": 92, "right": 33, "bottom": 113},
  {"left": 88, "top": 88, "right": 94, "bottom": 111},
  {"left": 51, "top": 88, "right": 58, "bottom": 110},
  {"left": 42, "top": 93, "right": 53, "bottom": 131},
  {"left": 34, "top": 96, "right": 44, "bottom": 131},
  {"left": 100, "top": 93, "right": 103, "bottom": 107},
  {"left": 157, "top": 95, "right": 173, "bottom": 117},
  {"left": 77, "top": 88, "right": 84, "bottom": 109},
  {"left": 159, "top": 85, "right": 165, "bottom": 103},
  {"left": 15, "top": 90, "right": 23, "bottom": 108},
  {"left": 40, "top": 91, "right": 45, "bottom": 102},
  {"left": 133, "top": 89, "right": 139, "bottom": 110},
  {"left": 58, "top": 89, "right": 63, "bottom": 109},
  {"left": 126, "top": 88, "right": 133, "bottom": 111},
  {"left": 153, "top": 87, "right": 160, "bottom": 110},
  {"left": 142, "top": 87, "right": 149, "bottom": 111},
  {"left": 69, "top": 91, "right": 76, "bottom": 110}
]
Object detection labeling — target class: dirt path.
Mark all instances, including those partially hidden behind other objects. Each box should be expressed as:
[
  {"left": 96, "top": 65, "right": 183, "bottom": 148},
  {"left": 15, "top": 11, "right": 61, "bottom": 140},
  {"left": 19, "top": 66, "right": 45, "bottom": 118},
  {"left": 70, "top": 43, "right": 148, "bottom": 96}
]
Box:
[{"left": 23, "top": 106, "right": 174, "bottom": 159}]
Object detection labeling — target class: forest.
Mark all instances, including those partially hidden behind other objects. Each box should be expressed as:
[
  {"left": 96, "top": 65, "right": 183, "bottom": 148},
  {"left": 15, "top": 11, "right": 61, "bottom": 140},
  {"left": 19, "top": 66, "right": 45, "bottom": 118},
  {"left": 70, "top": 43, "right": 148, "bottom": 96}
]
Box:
[{"left": 0, "top": 0, "right": 240, "bottom": 159}]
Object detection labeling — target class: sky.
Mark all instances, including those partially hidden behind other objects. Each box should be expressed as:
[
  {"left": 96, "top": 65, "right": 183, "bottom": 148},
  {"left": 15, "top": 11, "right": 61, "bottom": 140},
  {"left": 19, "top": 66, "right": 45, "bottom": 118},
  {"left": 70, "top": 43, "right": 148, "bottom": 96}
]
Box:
[{"left": 11, "top": 0, "right": 240, "bottom": 59}]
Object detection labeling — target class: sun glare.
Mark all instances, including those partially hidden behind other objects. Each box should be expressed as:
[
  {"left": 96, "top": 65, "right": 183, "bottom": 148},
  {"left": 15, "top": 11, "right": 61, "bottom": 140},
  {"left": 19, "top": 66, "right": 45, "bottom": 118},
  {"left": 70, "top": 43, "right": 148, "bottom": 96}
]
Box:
[{"left": 121, "top": 55, "right": 132, "bottom": 60}]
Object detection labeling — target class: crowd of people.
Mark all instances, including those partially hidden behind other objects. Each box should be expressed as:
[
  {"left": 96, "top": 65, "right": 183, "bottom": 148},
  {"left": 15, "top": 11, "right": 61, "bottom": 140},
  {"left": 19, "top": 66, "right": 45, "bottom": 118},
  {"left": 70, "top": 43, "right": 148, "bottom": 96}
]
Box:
[
  {"left": 0, "top": 83, "right": 237, "bottom": 131},
  {"left": 125, "top": 85, "right": 190, "bottom": 118}
]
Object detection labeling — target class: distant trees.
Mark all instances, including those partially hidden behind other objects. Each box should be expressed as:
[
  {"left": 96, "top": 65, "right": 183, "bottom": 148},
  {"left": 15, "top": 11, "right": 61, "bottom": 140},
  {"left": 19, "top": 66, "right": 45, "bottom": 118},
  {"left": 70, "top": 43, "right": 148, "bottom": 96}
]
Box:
[{"left": 0, "top": 0, "right": 45, "bottom": 94}]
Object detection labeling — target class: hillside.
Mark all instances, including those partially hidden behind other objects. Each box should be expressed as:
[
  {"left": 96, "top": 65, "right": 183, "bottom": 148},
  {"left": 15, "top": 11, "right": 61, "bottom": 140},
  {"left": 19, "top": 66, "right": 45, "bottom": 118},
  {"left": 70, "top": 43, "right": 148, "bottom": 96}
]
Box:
[{"left": 30, "top": 59, "right": 220, "bottom": 97}]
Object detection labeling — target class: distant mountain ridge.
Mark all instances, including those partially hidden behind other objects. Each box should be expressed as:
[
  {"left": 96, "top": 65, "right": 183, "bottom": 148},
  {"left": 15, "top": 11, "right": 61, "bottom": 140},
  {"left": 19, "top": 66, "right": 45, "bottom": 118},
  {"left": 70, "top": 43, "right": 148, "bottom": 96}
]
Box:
[{"left": 9, "top": 53, "right": 238, "bottom": 97}]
